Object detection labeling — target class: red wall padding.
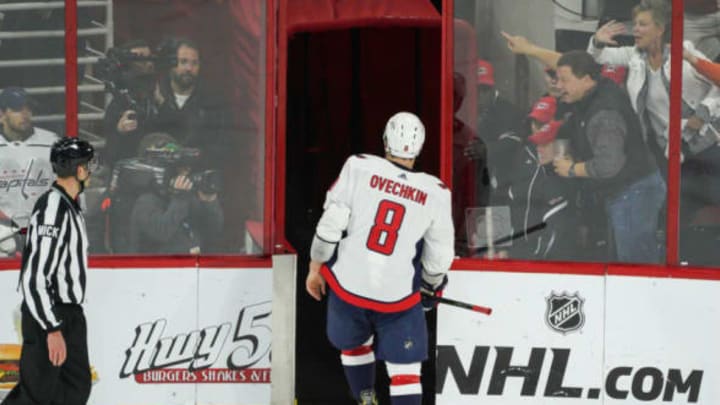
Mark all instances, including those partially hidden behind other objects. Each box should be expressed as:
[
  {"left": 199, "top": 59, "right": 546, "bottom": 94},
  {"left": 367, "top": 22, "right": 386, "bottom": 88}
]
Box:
[{"left": 284, "top": 27, "right": 440, "bottom": 250}]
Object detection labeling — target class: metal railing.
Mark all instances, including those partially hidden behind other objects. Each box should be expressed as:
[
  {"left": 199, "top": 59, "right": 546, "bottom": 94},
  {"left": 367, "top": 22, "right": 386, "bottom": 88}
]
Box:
[
  {"left": 0, "top": 2, "right": 109, "bottom": 12},
  {"left": 0, "top": 0, "right": 113, "bottom": 140}
]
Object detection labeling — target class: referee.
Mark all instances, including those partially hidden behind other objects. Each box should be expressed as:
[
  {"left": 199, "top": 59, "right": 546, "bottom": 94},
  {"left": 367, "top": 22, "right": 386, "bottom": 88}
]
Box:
[{"left": 2, "top": 137, "right": 95, "bottom": 405}]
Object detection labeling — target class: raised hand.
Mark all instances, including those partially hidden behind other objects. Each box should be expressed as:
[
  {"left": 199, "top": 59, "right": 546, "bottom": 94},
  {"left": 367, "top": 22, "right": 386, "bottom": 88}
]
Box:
[
  {"left": 594, "top": 20, "right": 626, "bottom": 46},
  {"left": 501, "top": 31, "right": 535, "bottom": 55},
  {"left": 683, "top": 46, "right": 698, "bottom": 65},
  {"left": 116, "top": 110, "right": 138, "bottom": 133}
]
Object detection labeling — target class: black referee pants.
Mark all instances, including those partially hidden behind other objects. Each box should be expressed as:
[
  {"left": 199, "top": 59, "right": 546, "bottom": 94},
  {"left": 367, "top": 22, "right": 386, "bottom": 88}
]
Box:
[{"left": 1, "top": 304, "right": 91, "bottom": 405}]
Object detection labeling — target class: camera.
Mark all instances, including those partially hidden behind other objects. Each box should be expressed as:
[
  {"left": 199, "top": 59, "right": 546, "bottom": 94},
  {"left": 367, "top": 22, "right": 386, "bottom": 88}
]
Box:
[
  {"left": 112, "top": 145, "right": 221, "bottom": 196},
  {"left": 97, "top": 46, "right": 174, "bottom": 122},
  {"left": 188, "top": 170, "right": 222, "bottom": 195}
]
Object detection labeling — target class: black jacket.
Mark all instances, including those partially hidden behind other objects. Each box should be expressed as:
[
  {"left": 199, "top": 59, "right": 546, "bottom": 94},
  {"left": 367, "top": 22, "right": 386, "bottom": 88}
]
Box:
[
  {"left": 565, "top": 78, "right": 656, "bottom": 198},
  {"left": 154, "top": 81, "right": 234, "bottom": 170},
  {"left": 477, "top": 95, "right": 525, "bottom": 205},
  {"left": 103, "top": 95, "right": 159, "bottom": 167},
  {"left": 127, "top": 191, "right": 224, "bottom": 254},
  {"left": 507, "top": 144, "right": 576, "bottom": 260}
]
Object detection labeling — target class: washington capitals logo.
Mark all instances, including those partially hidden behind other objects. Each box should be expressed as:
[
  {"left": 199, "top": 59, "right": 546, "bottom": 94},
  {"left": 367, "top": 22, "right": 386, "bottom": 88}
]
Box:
[{"left": 545, "top": 291, "right": 585, "bottom": 334}]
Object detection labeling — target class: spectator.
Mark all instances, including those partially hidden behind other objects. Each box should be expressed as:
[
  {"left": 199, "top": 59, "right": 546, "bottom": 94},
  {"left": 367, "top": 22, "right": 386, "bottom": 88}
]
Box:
[
  {"left": 452, "top": 72, "right": 488, "bottom": 256},
  {"left": 503, "top": 0, "right": 720, "bottom": 221},
  {"left": 542, "top": 68, "right": 577, "bottom": 129},
  {"left": 543, "top": 67, "right": 564, "bottom": 100},
  {"left": 103, "top": 39, "right": 159, "bottom": 168},
  {"left": 684, "top": 43, "right": 720, "bottom": 86},
  {"left": 600, "top": 64, "right": 629, "bottom": 88},
  {"left": 684, "top": 0, "right": 720, "bottom": 61},
  {"left": 552, "top": 51, "right": 665, "bottom": 263},
  {"left": 153, "top": 37, "right": 232, "bottom": 170},
  {"left": 501, "top": 96, "right": 575, "bottom": 260},
  {"left": 0, "top": 87, "right": 59, "bottom": 223},
  {"left": 587, "top": 0, "right": 720, "bottom": 157},
  {"left": 528, "top": 95, "right": 558, "bottom": 125},
  {"left": 510, "top": 119, "right": 575, "bottom": 260},
  {"left": 503, "top": 3, "right": 719, "bottom": 156},
  {"left": 114, "top": 134, "right": 224, "bottom": 254},
  {"left": 474, "top": 59, "right": 524, "bottom": 205},
  {"left": 588, "top": 0, "right": 720, "bottom": 222}
]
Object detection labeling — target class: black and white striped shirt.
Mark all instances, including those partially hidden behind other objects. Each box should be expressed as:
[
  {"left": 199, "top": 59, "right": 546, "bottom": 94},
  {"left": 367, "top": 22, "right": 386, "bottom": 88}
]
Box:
[{"left": 19, "top": 182, "right": 89, "bottom": 331}]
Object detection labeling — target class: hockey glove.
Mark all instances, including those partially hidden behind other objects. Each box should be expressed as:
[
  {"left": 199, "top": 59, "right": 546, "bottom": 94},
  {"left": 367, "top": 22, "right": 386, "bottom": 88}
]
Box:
[{"left": 420, "top": 275, "right": 448, "bottom": 312}]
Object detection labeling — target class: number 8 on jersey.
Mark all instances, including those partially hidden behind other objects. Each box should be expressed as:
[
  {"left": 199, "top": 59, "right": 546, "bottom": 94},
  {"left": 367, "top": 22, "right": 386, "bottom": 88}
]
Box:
[{"left": 366, "top": 200, "right": 406, "bottom": 255}]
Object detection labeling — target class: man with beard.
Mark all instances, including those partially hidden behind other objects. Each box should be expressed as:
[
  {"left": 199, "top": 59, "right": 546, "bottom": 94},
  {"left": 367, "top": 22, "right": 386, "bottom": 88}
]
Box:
[
  {"left": 153, "top": 37, "right": 231, "bottom": 170},
  {"left": 0, "top": 87, "right": 59, "bottom": 230},
  {"left": 103, "top": 39, "right": 159, "bottom": 169}
]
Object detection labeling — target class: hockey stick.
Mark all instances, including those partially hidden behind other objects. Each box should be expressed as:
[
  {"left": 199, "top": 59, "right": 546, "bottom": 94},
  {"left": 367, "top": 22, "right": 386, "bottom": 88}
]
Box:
[
  {"left": 0, "top": 218, "right": 26, "bottom": 244},
  {"left": 475, "top": 222, "right": 547, "bottom": 254},
  {"left": 421, "top": 290, "right": 492, "bottom": 315}
]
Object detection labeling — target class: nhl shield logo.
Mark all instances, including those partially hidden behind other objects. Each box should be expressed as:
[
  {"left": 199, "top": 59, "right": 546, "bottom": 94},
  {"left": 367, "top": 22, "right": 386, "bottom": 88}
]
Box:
[{"left": 545, "top": 292, "right": 585, "bottom": 334}]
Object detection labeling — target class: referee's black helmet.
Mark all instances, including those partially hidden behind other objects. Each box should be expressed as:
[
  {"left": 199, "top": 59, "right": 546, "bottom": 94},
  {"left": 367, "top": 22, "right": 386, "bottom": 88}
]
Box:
[{"left": 50, "top": 137, "right": 95, "bottom": 177}]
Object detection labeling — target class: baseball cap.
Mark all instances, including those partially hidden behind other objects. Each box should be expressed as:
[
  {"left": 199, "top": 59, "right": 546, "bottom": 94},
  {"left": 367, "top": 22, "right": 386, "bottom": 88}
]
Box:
[
  {"left": 0, "top": 87, "right": 37, "bottom": 111},
  {"left": 601, "top": 64, "right": 627, "bottom": 86},
  {"left": 476, "top": 59, "right": 495, "bottom": 87},
  {"left": 528, "top": 120, "right": 563, "bottom": 145},
  {"left": 528, "top": 96, "right": 557, "bottom": 124}
]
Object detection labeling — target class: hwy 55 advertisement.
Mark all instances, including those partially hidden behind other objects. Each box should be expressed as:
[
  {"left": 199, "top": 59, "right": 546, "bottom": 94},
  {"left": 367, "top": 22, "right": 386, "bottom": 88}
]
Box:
[{"left": 0, "top": 267, "right": 272, "bottom": 405}]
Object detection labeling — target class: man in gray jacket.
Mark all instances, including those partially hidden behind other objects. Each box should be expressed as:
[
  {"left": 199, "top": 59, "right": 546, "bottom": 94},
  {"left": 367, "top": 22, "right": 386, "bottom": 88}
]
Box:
[{"left": 552, "top": 51, "right": 666, "bottom": 263}]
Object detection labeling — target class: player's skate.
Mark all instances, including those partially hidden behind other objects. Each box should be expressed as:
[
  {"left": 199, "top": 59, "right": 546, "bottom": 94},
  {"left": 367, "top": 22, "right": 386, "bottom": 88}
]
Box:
[{"left": 358, "top": 389, "right": 378, "bottom": 405}]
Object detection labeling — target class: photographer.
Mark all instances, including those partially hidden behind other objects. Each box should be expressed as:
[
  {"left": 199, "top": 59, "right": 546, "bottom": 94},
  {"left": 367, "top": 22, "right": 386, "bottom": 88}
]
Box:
[
  {"left": 102, "top": 39, "right": 159, "bottom": 168},
  {"left": 153, "top": 37, "right": 233, "bottom": 170},
  {"left": 112, "top": 134, "right": 223, "bottom": 254}
]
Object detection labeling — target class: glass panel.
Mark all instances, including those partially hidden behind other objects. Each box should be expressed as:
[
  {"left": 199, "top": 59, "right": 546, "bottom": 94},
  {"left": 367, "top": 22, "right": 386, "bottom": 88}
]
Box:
[
  {"left": 679, "top": 0, "right": 720, "bottom": 266},
  {"left": 84, "top": 1, "right": 266, "bottom": 256},
  {"left": 454, "top": 0, "right": 669, "bottom": 264},
  {"left": 0, "top": 2, "right": 66, "bottom": 259}
]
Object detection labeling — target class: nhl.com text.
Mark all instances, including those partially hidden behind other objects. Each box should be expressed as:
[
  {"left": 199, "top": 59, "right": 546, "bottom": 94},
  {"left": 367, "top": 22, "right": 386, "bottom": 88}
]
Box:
[{"left": 437, "top": 345, "right": 703, "bottom": 403}]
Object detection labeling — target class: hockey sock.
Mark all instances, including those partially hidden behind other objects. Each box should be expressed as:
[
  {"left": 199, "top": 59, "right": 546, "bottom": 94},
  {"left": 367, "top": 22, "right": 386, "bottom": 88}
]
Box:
[
  {"left": 386, "top": 361, "right": 422, "bottom": 405},
  {"left": 390, "top": 394, "right": 422, "bottom": 405},
  {"left": 341, "top": 337, "right": 376, "bottom": 401}
]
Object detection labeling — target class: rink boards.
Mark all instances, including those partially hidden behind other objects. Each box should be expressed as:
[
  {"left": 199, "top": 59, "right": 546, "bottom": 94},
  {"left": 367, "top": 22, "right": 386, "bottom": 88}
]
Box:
[
  {"left": 436, "top": 266, "right": 720, "bottom": 405},
  {"left": 1, "top": 261, "right": 719, "bottom": 404},
  {"left": 0, "top": 265, "right": 273, "bottom": 405}
]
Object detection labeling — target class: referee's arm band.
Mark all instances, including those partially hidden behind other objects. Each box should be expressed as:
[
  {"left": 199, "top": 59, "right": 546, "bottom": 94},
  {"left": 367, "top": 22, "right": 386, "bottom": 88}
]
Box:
[{"left": 310, "top": 234, "right": 337, "bottom": 263}]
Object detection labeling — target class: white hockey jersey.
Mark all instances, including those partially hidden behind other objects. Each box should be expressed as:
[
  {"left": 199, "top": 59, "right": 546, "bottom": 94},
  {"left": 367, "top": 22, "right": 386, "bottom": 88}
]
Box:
[
  {"left": 0, "top": 128, "right": 59, "bottom": 221},
  {"left": 316, "top": 154, "right": 454, "bottom": 312}
]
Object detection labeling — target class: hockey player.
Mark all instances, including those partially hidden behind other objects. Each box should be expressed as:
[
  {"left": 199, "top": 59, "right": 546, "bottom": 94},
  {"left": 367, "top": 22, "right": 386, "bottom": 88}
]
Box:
[
  {"left": 306, "top": 112, "right": 454, "bottom": 405},
  {"left": 0, "top": 87, "right": 59, "bottom": 227}
]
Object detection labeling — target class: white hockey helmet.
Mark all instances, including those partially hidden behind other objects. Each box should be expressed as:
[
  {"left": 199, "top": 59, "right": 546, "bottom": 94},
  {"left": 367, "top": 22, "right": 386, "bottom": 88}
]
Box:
[{"left": 383, "top": 112, "right": 425, "bottom": 159}]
